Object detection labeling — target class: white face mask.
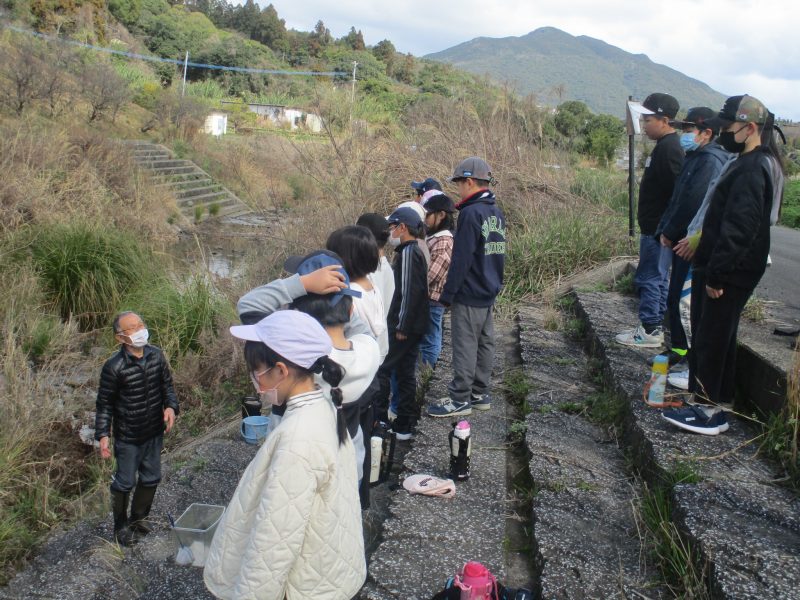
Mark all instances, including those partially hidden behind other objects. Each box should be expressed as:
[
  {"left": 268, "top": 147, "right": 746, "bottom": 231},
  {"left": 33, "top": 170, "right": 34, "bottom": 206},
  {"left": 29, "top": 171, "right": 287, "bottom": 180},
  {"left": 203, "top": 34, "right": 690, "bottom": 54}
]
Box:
[
  {"left": 388, "top": 230, "right": 401, "bottom": 247},
  {"left": 127, "top": 328, "right": 149, "bottom": 348}
]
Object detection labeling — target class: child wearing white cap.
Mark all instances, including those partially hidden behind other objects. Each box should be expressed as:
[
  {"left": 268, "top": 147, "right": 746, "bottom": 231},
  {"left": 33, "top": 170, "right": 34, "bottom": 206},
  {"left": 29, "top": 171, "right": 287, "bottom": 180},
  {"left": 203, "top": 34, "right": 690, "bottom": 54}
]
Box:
[{"left": 204, "top": 310, "right": 365, "bottom": 600}]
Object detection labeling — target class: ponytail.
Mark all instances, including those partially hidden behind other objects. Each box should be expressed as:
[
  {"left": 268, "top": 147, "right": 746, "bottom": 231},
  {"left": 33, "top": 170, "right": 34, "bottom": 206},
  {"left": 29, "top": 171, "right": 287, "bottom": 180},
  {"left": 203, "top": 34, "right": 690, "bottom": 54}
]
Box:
[{"left": 311, "top": 356, "right": 348, "bottom": 446}]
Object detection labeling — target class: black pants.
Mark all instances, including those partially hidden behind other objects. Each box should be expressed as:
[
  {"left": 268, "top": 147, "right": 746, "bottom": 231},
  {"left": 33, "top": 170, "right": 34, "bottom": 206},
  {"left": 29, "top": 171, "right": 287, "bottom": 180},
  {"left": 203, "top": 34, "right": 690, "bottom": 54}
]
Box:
[
  {"left": 374, "top": 332, "right": 422, "bottom": 434},
  {"left": 689, "top": 268, "right": 753, "bottom": 405},
  {"left": 343, "top": 376, "right": 377, "bottom": 510},
  {"left": 111, "top": 434, "right": 163, "bottom": 493},
  {"left": 666, "top": 253, "right": 692, "bottom": 353}
]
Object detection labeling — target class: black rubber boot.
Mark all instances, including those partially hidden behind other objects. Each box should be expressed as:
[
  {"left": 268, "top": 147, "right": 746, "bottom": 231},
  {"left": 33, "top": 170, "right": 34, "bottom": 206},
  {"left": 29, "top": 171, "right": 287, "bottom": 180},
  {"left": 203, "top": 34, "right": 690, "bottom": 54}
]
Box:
[
  {"left": 129, "top": 484, "right": 157, "bottom": 537},
  {"left": 111, "top": 490, "right": 133, "bottom": 546}
]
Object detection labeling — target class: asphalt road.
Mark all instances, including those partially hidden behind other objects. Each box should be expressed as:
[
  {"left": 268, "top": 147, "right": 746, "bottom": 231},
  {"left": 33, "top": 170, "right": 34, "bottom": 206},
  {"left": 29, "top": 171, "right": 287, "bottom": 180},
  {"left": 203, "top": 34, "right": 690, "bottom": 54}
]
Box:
[{"left": 756, "top": 225, "right": 800, "bottom": 324}]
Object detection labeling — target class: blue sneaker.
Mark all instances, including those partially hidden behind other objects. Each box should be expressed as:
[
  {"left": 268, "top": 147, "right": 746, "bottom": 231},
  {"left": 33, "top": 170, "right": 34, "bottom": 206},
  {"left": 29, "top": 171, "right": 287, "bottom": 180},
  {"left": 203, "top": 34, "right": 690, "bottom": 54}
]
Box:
[
  {"left": 661, "top": 406, "right": 729, "bottom": 435},
  {"left": 470, "top": 393, "right": 492, "bottom": 411},
  {"left": 427, "top": 398, "right": 472, "bottom": 418}
]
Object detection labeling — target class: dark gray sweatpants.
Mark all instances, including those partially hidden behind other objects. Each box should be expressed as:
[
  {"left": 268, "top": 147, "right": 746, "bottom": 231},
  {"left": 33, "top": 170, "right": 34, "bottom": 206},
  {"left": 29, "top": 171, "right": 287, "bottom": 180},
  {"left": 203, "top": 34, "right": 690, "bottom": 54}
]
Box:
[{"left": 447, "top": 302, "right": 495, "bottom": 404}]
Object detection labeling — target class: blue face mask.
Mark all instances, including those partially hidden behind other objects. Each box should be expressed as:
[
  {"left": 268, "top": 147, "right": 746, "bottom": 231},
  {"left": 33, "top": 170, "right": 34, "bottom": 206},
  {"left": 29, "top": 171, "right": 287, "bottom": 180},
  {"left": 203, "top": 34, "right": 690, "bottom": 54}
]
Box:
[{"left": 680, "top": 132, "right": 700, "bottom": 152}]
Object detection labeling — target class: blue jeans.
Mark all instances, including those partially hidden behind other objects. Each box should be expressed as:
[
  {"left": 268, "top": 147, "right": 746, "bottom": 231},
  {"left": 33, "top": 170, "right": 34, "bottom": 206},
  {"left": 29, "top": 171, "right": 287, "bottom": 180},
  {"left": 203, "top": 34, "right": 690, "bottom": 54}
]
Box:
[
  {"left": 419, "top": 303, "right": 445, "bottom": 368},
  {"left": 634, "top": 235, "right": 671, "bottom": 327}
]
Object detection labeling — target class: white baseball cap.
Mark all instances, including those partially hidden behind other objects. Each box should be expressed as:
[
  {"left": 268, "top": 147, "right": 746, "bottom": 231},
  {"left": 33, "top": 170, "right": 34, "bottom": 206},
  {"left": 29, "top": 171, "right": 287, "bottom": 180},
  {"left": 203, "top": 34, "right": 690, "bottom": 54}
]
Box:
[{"left": 230, "top": 310, "right": 332, "bottom": 370}]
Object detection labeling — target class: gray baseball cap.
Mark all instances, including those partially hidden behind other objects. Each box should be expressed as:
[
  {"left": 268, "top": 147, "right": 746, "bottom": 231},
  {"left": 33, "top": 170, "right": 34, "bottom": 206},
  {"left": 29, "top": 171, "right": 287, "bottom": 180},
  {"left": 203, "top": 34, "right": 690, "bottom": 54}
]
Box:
[{"left": 448, "top": 157, "right": 492, "bottom": 182}]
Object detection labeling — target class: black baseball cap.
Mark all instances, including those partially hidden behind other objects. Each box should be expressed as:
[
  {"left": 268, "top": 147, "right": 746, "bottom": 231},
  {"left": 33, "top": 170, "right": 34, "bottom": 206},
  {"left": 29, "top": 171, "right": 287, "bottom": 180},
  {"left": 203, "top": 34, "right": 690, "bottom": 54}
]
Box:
[
  {"left": 642, "top": 93, "right": 680, "bottom": 119},
  {"left": 671, "top": 107, "right": 718, "bottom": 133},
  {"left": 411, "top": 178, "right": 442, "bottom": 194}
]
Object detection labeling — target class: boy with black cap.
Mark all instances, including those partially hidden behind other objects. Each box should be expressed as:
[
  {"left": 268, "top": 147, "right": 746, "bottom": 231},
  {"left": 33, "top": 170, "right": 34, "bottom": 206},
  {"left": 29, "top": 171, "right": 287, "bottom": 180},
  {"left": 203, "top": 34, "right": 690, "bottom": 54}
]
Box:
[
  {"left": 428, "top": 157, "right": 505, "bottom": 418},
  {"left": 616, "top": 93, "right": 684, "bottom": 348},
  {"left": 373, "top": 206, "right": 430, "bottom": 440},
  {"left": 662, "top": 95, "right": 785, "bottom": 435},
  {"left": 651, "top": 108, "right": 734, "bottom": 375}
]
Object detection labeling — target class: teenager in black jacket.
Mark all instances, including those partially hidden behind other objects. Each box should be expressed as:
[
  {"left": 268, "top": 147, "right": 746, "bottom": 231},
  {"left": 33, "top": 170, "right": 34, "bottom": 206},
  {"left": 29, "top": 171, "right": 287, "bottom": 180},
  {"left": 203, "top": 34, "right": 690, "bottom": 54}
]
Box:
[
  {"left": 95, "top": 311, "right": 179, "bottom": 545},
  {"left": 616, "top": 93, "right": 684, "bottom": 349},
  {"left": 663, "top": 95, "right": 785, "bottom": 436},
  {"left": 374, "top": 207, "right": 429, "bottom": 440}
]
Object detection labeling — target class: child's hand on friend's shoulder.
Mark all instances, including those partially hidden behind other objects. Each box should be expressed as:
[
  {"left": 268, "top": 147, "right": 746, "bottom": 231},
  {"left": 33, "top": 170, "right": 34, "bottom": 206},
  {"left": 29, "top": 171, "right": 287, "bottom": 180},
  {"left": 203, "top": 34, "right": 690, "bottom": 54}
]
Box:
[{"left": 301, "top": 266, "right": 347, "bottom": 295}]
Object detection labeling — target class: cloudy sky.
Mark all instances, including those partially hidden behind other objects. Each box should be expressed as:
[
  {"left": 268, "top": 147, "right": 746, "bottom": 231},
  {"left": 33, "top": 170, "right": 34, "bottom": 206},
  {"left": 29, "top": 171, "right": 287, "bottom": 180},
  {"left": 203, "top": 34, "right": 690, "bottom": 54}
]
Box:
[{"left": 266, "top": 0, "right": 800, "bottom": 120}]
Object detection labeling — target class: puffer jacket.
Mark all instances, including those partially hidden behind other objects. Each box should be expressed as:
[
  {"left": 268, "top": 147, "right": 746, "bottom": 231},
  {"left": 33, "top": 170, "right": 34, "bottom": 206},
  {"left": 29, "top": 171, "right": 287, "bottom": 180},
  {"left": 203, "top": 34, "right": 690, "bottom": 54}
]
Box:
[
  {"left": 694, "top": 147, "right": 775, "bottom": 290},
  {"left": 95, "top": 345, "right": 179, "bottom": 444},
  {"left": 204, "top": 389, "right": 366, "bottom": 600}
]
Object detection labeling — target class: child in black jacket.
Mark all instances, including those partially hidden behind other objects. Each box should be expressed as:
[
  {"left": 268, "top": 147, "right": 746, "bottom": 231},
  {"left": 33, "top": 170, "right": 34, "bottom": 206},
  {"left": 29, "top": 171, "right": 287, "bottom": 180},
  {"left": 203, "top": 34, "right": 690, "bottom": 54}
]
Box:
[
  {"left": 374, "top": 207, "right": 429, "bottom": 439},
  {"left": 663, "top": 95, "right": 785, "bottom": 436}
]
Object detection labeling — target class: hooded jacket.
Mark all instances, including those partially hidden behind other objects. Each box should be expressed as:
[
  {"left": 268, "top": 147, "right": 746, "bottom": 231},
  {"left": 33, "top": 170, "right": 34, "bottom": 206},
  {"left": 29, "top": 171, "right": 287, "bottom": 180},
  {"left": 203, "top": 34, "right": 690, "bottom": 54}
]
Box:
[
  {"left": 656, "top": 141, "right": 733, "bottom": 244},
  {"left": 203, "top": 389, "right": 366, "bottom": 600},
  {"left": 95, "top": 344, "right": 179, "bottom": 444},
  {"left": 694, "top": 147, "right": 776, "bottom": 290},
  {"left": 440, "top": 190, "right": 506, "bottom": 307}
]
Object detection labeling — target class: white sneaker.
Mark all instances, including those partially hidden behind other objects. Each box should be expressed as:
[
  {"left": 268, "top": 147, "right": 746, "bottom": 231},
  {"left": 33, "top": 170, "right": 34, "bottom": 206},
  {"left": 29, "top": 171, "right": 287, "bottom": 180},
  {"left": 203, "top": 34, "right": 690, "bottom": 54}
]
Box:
[
  {"left": 615, "top": 324, "right": 664, "bottom": 348},
  {"left": 667, "top": 370, "right": 689, "bottom": 390}
]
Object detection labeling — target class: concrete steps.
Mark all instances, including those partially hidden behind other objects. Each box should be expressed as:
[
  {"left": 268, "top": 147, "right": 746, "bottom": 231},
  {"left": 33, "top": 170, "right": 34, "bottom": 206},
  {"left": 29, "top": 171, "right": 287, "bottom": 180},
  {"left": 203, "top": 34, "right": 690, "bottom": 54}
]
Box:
[
  {"left": 121, "top": 140, "right": 252, "bottom": 221},
  {"left": 574, "top": 290, "right": 800, "bottom": 599}
]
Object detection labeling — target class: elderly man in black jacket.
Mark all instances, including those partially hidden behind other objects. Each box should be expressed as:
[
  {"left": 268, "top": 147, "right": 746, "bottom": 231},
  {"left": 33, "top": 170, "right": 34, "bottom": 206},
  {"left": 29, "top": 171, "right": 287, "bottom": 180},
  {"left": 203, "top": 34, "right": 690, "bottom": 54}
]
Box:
[{"left": 95, "top": 311, "right": 179, "bottom": 545}]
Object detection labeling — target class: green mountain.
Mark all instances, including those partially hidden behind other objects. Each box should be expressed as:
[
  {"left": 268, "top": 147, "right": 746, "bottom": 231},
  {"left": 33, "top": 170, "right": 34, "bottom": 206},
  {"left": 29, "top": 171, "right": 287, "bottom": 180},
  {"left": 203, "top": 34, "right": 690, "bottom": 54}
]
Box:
[{"left": 425, "top": 27, "right": 727, "bottom": 117}]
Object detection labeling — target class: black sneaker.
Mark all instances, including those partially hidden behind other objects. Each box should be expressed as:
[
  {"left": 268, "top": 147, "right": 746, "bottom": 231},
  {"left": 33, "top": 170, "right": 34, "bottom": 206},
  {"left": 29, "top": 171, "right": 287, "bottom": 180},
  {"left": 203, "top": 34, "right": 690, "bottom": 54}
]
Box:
[{"left": 647, "top": 351, "right": 685, "bottom": 367}]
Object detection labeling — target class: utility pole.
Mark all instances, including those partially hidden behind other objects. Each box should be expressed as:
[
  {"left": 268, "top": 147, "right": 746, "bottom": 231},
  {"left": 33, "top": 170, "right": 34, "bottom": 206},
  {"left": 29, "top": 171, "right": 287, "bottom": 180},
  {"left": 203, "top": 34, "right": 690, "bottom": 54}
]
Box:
[
  {"left": 182, "top": 51, "right": 189, "bottom": 97},
  {"left": 349, "top": 61, "right": 358, "bottom": 123}
]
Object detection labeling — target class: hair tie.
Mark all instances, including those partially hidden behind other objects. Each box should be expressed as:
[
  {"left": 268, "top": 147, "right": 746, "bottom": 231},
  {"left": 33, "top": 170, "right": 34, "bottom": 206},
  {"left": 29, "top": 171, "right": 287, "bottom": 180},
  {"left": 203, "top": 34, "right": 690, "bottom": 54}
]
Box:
[{"left": 335, "top": 404, "right": 342, "bottom": 410}]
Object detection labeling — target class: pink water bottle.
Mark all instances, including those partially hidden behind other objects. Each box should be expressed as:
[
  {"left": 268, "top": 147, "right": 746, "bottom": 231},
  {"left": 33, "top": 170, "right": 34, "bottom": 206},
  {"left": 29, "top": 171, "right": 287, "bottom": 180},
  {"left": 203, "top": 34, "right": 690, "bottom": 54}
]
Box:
[{"left": 449, "top": 420, "right": 472, "bottom": 481}]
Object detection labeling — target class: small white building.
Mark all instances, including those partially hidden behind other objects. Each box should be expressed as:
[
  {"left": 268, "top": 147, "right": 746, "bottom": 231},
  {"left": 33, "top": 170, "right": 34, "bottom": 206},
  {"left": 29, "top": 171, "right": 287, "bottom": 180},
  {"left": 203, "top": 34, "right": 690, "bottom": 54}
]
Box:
[
  {"left": 222, "top": 101, "right": 323, "bottom": 132},
  {"left": 203, "top": 111, "right": 228, "bottom": 136}
]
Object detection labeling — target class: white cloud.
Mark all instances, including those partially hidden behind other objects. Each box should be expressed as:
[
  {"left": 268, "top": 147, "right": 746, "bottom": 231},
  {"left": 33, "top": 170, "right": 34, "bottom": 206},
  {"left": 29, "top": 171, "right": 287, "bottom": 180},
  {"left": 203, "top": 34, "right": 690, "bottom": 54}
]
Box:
[{"left": 265, "top": 0, "right": 800, "bottom": 119}]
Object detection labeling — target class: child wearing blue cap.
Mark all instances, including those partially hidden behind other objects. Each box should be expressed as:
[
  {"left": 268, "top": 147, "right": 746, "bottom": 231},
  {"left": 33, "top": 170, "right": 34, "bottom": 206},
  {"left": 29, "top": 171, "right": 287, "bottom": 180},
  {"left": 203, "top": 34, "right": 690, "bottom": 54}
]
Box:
[{"left": 237, "top": 250, "right": 380, "bottom": 508}]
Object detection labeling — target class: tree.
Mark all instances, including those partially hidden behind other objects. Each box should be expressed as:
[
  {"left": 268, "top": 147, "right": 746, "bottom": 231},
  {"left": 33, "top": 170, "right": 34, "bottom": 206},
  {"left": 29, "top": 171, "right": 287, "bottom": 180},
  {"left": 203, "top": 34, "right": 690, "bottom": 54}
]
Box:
[
  {"left": 372, "top": 39, "right": 396, "bottom": 76},
  {"left": 308, "top": 20, "right": 331, "bottom": 57},
  {"left": 583, "top": 114, "right": 624, "bottom": 167},
  {"left": 394, "top": 53, "right": 415, "bottom": 84},
  {"left": 252, "top": 4, "right": 287, "bottom": 51},
  {"left": 554, "top": 100, "right": 591, "bottom": 139},
  {"left": 0, "top": 34, "right": 44, "bottom": 115},
  {"left": 341, "top": 26, "right": 365, "bottom": 51},
  {"left": 82, "top": 63, "right": 132, "bottom": 122}
]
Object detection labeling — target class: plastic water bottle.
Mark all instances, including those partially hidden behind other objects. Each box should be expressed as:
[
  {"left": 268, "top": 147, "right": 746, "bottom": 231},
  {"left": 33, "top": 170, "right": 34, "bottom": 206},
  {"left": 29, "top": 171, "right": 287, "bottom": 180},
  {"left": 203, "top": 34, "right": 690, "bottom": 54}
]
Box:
[
  {"left": 449, "top": 420, "right": 472, "bottom": 481},
  {"left": 647, "top": 355, "right": 668, "bottom": 405},
  {"left": 369, "top": 435, "right": 382, "bottom": 484}
]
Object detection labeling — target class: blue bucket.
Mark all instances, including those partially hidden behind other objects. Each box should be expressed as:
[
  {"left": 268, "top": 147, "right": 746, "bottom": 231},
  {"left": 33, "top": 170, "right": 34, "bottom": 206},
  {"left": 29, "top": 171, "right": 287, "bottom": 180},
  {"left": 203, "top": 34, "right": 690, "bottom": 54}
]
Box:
[{"left": 241, "top": 416, "right": 270, "bottom": 444}]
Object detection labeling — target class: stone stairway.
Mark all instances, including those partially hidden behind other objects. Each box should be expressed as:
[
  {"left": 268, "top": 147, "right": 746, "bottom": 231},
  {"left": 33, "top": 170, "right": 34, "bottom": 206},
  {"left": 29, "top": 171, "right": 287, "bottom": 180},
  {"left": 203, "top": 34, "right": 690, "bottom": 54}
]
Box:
[{"left": 122, "top": 140, "right": 251, "bottom": 221}]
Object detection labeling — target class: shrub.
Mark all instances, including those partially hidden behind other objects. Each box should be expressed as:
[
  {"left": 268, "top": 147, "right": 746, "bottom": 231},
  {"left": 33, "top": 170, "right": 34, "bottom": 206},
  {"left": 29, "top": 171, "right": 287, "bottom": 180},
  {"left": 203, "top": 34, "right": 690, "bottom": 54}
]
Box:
[
  {"left": 25, "top": 222, "right": 156, "bottom": 330},
  {"left": 123, "top": 275, "right": 234, "bottom": 358}
]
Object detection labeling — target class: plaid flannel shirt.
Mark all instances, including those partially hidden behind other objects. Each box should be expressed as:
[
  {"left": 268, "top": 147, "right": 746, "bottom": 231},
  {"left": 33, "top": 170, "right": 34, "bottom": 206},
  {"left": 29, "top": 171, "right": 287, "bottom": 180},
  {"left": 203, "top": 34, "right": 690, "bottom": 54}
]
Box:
[{"left": 426, "top": 232, "right": 454, "bottom": 303}]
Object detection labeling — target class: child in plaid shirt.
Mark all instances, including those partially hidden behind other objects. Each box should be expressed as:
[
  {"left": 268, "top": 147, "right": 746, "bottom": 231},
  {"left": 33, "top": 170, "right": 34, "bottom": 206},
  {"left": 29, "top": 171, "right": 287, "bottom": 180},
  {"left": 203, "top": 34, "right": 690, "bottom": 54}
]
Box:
[{"left": 419, "top": 194, "right": 455, "bottom": 368}]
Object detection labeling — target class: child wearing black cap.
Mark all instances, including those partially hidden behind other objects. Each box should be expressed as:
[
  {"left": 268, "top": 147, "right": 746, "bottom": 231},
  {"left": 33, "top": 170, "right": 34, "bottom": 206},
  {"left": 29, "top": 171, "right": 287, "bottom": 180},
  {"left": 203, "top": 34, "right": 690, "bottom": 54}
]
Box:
[
  {"left": 616, "top": 92, "right": 684, "bottom": 349},
  {"left": 662, "top": 95, "right": 786, "bottom": 436},
  {"left": 419, "top": 194, "right": 456, "bottom": 368}
]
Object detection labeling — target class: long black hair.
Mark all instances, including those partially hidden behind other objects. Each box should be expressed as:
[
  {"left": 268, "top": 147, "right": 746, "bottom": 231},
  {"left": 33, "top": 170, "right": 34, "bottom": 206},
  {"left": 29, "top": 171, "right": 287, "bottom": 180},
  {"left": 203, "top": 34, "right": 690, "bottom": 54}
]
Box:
[
  {"left": 760, "top": 111, "right": 786, "bottom": 174},
  {"left": 426, "top": 211, "right": 454, "bottom": 236},
  {"left": 244, "top": 340, "right": 348, "bottom": 446}
]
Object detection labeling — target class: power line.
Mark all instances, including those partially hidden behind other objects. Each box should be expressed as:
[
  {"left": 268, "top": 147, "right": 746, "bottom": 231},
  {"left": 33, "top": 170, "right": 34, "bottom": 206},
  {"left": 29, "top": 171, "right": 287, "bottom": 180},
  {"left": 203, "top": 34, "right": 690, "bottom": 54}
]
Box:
[{"left": 2, "top": 23, "right": 343, "bottom": 78}]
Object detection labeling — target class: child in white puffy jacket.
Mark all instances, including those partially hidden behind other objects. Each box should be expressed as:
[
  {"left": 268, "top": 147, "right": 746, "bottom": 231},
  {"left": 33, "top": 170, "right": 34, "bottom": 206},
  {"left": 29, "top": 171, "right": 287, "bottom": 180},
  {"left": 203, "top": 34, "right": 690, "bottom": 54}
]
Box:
[{"left": 204, "top": 310, "right": 365, "bottom": 600}]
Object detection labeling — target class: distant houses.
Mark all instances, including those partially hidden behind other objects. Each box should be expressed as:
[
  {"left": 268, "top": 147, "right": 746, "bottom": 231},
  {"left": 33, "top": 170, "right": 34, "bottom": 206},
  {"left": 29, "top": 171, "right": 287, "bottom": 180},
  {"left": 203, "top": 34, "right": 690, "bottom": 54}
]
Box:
[{"left": 220, "top": 101, "right": 323, "bottom": 133}]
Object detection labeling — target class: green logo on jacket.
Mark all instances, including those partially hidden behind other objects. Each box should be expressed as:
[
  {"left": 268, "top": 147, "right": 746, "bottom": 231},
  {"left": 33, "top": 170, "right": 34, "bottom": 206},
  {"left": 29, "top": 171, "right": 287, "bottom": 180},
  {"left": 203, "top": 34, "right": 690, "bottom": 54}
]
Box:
[{"left": 481, "top": 215, "right": 506, "bottom": 255}]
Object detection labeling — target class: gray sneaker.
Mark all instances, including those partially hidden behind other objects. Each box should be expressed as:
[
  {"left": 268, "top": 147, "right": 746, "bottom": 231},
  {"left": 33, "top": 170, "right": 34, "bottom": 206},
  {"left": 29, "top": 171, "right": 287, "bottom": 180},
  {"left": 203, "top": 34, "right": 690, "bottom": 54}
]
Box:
[
  {"left": 427, "top": 398, "right": 472, "bottom": 418},
  {"left": 615, "top": 324, "right": 664, "bottom": 348},
  {"left": 470, "top": 393, "right": 492, "bottom": 411}
]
